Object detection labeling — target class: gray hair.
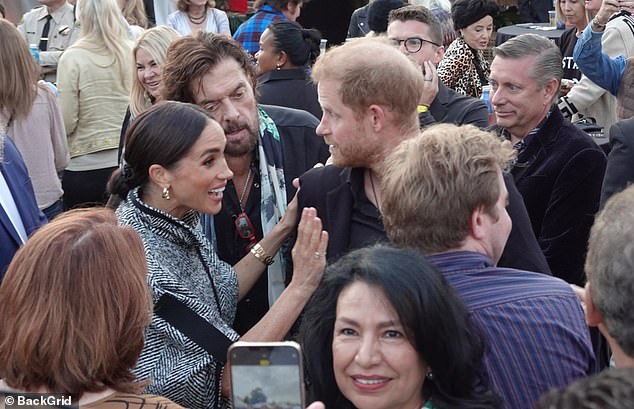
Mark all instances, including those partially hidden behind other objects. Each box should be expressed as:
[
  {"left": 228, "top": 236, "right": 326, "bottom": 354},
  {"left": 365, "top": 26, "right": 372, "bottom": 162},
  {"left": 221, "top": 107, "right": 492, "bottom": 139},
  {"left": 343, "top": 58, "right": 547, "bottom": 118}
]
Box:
[
  {"left": 494, "top": 34, "right": 562, "bottom": 98},
  {"left": 585, "top": 185, "right": 634, "bottom": 358}
]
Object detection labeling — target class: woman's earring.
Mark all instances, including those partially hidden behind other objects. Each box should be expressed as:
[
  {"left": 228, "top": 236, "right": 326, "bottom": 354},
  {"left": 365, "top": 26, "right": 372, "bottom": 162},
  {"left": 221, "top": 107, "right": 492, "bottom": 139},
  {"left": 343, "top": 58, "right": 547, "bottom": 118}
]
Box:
[
  {"left": 425, "top": 371, "right": 434, "bottom": 381},
  {"left": 276, "top": 64, "right": 281, "bottom": 70},
  {"left": 162, "top": 186, "right": 171, "bottom": 200}
]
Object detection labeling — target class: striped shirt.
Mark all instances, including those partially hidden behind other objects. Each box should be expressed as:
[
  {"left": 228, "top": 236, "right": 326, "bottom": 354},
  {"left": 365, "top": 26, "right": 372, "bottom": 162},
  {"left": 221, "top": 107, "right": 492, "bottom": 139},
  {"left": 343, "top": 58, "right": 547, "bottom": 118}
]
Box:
[{"left": 428, "top": 251, "right": 596, "bottom": 409}]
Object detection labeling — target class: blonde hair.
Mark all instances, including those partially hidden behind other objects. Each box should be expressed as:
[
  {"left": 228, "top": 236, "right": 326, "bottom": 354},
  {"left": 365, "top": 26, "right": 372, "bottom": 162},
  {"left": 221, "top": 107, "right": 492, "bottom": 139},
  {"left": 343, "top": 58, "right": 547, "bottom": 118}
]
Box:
[
  {"left": 130, "top": 26, "right": 181, "bottom": 117},
  {"left": 0, "top": 20, "right": 38, "bottom": 120},
  {"left": 311, "top": 37, "right": 423, "bottom": 134},
  {"left": 121, "top": 0, "right": 149, "bottom": 28},
  {"left": 73, "top": 0, "right": 132, "bottom": 88},
  {"left": 381, "top": 124, "right": 515, "bottom": 254},
  {"left": 0, "top": 208, "right": 152, "bottom": 398}
]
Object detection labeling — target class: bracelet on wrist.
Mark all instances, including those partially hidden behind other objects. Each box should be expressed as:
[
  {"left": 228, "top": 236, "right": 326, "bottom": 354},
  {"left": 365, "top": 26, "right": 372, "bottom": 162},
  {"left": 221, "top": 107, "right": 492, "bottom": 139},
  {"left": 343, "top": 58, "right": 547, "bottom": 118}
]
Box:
[
  {"left": 250, "top": 243, "right": 275, "bottom": 265},
  {"left": 592, "top": 17, "right": 606, "bottom": 30}
]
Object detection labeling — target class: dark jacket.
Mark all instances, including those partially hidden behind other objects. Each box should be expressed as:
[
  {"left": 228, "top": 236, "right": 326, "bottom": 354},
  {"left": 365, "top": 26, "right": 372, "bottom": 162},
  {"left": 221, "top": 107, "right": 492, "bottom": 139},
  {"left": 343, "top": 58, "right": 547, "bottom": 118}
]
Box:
[
  {"left": 347, "top": 4, "right": 370, "bottom": 38},
  {"left": 203, "top": 104, "right": 328, "bottom": 335},
  {"left": 601, "top": 116, "right": 634, "bottom": 207},
  {"left": 0, "top": 136, "right": 47, "bottom": 279},
  {"left": 297, "top": 165, "right": 551, "bottom": 274},
  {"left": 420, "top": 82, "right": 489, "bottom": 129},
  {"left": 491, "top": 109, "right": 607, "bottom": 285},
  {"left": 256, "top": 67, "right": 322, "bottom": 119}
]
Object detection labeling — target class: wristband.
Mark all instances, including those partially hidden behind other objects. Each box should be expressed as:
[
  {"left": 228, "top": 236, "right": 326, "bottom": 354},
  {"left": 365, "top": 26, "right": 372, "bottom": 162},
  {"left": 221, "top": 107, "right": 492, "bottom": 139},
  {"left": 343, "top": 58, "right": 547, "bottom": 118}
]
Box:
[
  {"left": 417, "top": 104, "right": 429, "bottom": 113},
  {"left": 250, "top": 243, "right": 275, "bottom": 265}
]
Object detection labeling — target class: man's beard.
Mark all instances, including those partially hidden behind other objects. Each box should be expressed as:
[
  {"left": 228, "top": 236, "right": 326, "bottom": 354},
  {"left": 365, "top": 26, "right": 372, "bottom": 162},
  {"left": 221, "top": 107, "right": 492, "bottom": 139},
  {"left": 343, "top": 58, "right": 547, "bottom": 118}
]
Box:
[{"left": 223, "top": 120, "right": 258, "bottom": 157}]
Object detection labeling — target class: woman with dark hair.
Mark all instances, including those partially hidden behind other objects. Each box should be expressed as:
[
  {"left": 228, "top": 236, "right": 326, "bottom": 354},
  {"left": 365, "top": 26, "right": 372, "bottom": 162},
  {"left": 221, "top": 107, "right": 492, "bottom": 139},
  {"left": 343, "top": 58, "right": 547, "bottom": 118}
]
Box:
[
  {"left": 255, "top": 20, "right": 322, "bottom": 118},
  {"left": 300, "top": 245, "right": 500, "bottom": 409},
  {"left": 108, "top": 101, "right": 328, "bottom": 409},
  {"left": 0, "top": 208, "right": 183, "bottom": 408},
  {"left": 167, "top": 0, "right": 230, "bottom": 36},
  {"left": 437, "top": 0, "right": 498, "bottom": 98}
]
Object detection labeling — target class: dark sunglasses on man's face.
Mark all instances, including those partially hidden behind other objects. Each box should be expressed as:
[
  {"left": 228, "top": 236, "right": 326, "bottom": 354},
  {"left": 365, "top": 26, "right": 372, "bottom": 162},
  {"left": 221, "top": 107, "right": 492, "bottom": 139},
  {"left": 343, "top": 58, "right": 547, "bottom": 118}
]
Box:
[
  {"left": 390, "top": 37, "right": 440, "bottom": 53},
  {"left": 234, "top": 211, "right": 257, "bottom": 252}
]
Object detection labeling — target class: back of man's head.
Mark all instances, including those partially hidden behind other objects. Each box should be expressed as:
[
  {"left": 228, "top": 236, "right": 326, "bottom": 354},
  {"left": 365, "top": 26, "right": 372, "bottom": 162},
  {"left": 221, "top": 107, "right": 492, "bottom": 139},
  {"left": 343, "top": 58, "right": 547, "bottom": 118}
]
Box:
[
  {"left": 312, "top": 37, "right": 423, "bottom": 132},
  {"left": 388, "top": 4, "right": 443, "bottom": 46},
  {"left": 161, "top": 32, "right": 256, "bottom": 104},
  {"left": 381, "top": 124, "right": 514, "bottom": 254},
  {"left": 535, "top": 368, "right": 634, "bottom": 409},
  {"left": 585, "top": 185, "right": 634, "bottom": 359},
  {"left": 494, "top": 33, "right": 563, "bottom": 91}
]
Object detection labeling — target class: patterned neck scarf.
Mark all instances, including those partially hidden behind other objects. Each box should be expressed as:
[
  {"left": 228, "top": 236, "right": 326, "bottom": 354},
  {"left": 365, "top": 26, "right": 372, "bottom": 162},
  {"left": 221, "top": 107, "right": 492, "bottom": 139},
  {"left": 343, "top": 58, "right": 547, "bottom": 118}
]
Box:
[{"left": 256, "top": 106, "right": 287, "bottom": 306}]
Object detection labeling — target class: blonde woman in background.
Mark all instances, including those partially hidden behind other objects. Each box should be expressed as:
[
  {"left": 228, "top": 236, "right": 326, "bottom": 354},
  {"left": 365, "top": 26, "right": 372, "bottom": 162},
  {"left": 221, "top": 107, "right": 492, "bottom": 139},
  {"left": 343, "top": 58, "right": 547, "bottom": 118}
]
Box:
[
  {"left": 118, "top": 25, "right": 181, "bottom": 161},
  {"left": 0, "top": 19, "right": 69, "bottom": 220},
  {"left": 118, "top": 0, "right": 150, "bottom": 39},
  {"left": 57, "top": 0, "right": 133, "bottom": 210},
  {"left": 167, "top": 0, "right": 230, "bottom": 36}
]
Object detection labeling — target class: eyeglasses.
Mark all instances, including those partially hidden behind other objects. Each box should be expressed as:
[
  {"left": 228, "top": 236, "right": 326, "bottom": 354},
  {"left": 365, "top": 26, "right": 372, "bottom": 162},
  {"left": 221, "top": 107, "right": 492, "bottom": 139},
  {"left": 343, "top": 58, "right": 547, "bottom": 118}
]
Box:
[
  {"left": 234, "top": 211, "right": 257, "bottom": 252},
  {"left": 390, "top": 37, "right": 440, "bottom": 53}
]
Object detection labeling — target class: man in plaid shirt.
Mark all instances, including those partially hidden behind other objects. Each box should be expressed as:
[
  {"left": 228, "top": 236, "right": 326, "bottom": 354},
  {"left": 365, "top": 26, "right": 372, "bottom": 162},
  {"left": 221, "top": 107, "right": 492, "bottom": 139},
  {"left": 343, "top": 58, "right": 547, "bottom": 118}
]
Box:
[{"left": 233, "top": 0, "right": 305, "bottom": 54}]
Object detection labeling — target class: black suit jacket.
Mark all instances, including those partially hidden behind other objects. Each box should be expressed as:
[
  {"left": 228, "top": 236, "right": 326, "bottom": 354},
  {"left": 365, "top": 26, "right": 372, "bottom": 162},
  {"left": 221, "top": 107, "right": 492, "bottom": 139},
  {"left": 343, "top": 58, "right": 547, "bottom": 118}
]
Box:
[
  {"left": 601, "top": 117, "right": 634, "bottom": 207},
  {"left": 492, "top": 109, "right": 607, "bottom": 285},
  {"left": 256, "top": 68, "right": 322, "bottom": 119},
  {"left": 297, "top": 165, "right": 551, "bottom": 273}
]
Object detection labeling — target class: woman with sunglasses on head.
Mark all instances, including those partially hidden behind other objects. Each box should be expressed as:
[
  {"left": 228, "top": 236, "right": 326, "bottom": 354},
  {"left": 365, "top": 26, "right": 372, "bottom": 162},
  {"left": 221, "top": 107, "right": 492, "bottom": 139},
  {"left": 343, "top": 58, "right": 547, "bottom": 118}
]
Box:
[
  {"left": 437, "top": 0, "right": 498, "bottom": 98},
  {"left": 301, "top": 245, "right": 500, "bottom": 409},
  {"left": 107, "top": 101, "right": 328, "bottom": 409},
  {"left": 255, "top": 20, "right": 322, "bottom": 119}
]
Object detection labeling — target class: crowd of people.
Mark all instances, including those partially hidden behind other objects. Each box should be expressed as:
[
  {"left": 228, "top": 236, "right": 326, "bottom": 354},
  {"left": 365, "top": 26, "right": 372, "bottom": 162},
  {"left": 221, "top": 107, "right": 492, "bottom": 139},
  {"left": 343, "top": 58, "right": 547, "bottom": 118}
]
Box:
[{"left": 1, "top": 0, "right": 634, "bottom": 408}]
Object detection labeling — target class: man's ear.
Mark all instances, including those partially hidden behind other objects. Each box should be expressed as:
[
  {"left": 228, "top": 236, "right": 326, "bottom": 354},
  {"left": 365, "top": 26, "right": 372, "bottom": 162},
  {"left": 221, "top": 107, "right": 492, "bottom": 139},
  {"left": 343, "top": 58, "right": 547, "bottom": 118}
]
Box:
[
  {"left": 470, "top": 205, "right": 487, "bottom": 240},
  {"left": 543, "top": 78, "right": 559, "bottom": 105},
  {"left": 148, "top": 164, "right": 171, "bottom": 188},
  {"left": 432, "top": 45, "right": 445, "bottom": 65},
  {"left": 367, "top": 104, "right": 387, "bottom": 132},
  {"left": 585, "top": 282, "right": 605, "bottom": 327}
]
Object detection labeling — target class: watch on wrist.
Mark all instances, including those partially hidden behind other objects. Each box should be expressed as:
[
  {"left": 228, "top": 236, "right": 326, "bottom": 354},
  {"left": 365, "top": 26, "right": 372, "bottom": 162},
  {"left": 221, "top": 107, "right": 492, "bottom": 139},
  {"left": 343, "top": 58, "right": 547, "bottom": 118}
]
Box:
[
  {"left": 417, "top": 104, "right": 429, "bottom": 113},
  {"left": 250, "top": 243, "right": 275, "bottom": 265}
]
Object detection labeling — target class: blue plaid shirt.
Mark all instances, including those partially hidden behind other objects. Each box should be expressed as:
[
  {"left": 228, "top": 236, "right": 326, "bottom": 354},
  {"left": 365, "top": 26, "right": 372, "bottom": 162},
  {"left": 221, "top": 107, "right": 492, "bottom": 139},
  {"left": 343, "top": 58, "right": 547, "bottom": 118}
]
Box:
[{"left": 233, "top": 5, "right": 287, "bottom": 54}]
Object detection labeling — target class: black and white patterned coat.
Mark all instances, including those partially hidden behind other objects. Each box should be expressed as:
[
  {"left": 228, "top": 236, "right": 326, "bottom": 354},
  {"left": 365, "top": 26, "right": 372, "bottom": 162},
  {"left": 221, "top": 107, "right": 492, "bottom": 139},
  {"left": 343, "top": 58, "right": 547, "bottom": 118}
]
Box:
[{"left": 117, "top": 188, "right": 239, "bottom": 409}]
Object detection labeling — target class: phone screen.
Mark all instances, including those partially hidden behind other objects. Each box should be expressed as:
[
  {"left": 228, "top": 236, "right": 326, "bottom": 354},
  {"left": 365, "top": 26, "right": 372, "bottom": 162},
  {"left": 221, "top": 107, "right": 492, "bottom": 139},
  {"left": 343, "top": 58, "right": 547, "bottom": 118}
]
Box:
[{"left": 229, "top": 342, "right": 304, "bottom": 409}]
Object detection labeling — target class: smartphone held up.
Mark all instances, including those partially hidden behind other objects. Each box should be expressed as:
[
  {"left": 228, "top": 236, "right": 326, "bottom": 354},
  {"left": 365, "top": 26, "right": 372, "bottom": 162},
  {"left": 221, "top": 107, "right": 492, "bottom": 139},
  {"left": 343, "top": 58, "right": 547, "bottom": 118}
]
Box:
[{"left": 229, "top": 341, "right": 305, "bottom": 409}]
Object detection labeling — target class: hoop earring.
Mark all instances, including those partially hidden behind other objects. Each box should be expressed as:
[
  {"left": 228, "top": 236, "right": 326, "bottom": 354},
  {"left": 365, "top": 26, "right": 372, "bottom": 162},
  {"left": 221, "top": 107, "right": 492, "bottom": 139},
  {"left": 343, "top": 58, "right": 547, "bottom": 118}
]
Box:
[{"left": 162, "top": 186, "right": 171, "bottom": 200}]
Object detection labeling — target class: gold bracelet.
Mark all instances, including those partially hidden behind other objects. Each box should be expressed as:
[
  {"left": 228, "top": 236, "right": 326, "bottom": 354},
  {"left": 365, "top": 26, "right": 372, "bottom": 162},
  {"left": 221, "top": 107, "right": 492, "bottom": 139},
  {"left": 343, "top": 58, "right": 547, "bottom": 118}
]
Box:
[
  {"left": 592, "top": 17, "right": 606, "bottom": 31},
  {"left": 250, "top": 243, "right": 275, "bottom": 265},
  {"left": 417, "top": 104, "right": 429, "bottom": 113}
]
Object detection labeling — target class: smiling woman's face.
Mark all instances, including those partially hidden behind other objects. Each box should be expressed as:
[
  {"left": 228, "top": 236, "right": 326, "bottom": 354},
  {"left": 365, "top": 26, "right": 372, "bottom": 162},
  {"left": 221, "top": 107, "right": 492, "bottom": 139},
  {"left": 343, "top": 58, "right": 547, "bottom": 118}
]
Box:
[
  {"left": 332, "top": 281, "right": 428, "bottom": 409},
  {"left": 136, "top": 47, "right": 162, "bottom": 100}
]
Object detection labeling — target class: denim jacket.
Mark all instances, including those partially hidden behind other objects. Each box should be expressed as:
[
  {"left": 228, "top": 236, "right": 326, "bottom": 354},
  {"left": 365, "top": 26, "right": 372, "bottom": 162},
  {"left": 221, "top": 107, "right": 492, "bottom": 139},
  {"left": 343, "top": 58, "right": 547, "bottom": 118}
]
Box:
[{"left": 573, "top": 24, "right": 627, "bottom": 96}]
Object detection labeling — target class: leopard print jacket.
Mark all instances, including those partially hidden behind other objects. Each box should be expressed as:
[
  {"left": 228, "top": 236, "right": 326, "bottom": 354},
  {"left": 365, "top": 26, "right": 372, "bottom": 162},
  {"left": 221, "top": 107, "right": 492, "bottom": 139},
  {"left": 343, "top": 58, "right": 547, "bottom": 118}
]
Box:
[{"left": 438, "top": 37, "right": 490, "bottom": 99}]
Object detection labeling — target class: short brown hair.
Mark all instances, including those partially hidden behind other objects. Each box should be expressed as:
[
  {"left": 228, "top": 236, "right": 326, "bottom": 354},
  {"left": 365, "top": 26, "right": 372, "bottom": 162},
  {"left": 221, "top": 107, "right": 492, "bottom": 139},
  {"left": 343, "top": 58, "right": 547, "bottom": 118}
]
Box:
[
  {"left": 162, "top": 32, "right": 256, "bottom": 104},
  {"left": 381, "top": 124, "right": 515, "bottom": 254},
  {"left": 0, "top": 209, "right": 152, "bottom": 398},
  {"left": 388, "top": 5, "right": 443, "bottom": 46},
  {"left": 311, "top": 37, "right": 423, "bottom": 133}
]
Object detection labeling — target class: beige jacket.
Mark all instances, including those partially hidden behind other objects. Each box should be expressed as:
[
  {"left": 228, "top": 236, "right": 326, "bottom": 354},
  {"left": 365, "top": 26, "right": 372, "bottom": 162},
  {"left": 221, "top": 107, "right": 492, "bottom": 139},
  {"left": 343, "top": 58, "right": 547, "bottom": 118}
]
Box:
[{"left": 57, "top": 46, "right": 132, "bottom": 158}]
